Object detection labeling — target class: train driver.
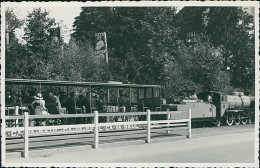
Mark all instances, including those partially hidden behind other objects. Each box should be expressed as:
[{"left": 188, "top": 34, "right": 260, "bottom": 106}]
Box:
[
  {"left": 190, "top": 92, "right": 198, "bottom": 100},
  {"left": 207, "top": 94, "right": 213, "bottom": 104}
]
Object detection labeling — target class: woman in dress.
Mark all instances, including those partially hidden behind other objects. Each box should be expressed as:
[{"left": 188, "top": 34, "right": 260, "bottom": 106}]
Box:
[{"left": 31, "top": 93, "right": 49, "bottom": 115}]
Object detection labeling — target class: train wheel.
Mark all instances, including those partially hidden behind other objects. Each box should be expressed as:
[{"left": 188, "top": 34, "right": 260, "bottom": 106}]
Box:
[
  {"left": 216, "top": 119, "right": 221, "bottom": 127},
  {"left": 226, "top": 114, "right": 234, "bottom": 126},
  {"left": 241, "top": 115, "right": 248, "bottom": 125},
  {"left": 248, "top": 116, "right": 253, "bottom": 124},
  {"left": 234, "top": 114, "right": 241, "bottom": 125}
]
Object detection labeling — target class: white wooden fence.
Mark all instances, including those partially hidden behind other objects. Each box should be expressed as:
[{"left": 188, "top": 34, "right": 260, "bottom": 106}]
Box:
[{"left": 4, "top": 109, "right": 191, "bottom": 158}]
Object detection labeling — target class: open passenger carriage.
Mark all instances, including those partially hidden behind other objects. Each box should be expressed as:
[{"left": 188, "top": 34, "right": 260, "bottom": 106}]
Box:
[{"left": 5, "top": 78, "right": 161, "bottom": 126}]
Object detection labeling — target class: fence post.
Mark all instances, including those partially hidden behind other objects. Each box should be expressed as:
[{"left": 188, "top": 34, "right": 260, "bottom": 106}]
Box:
[
  {"left": 146, "top": 110, "right": 151, "bottom": 143},
  {"left": 166, "top": 108, "right": 170, "bottom": 134},
  {"left": 187, "top": 109, "right": 191, "bottom": 138},
  {"left": 23, "top": 112, "right": 29, "bottom": 158},
  {"left": 94, "top": 110, "right": 99, "bottom": 149}
]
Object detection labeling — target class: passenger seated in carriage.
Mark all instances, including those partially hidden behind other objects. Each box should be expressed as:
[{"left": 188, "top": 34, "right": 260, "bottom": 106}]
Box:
[
  {"left": 84, "top": 91, "right": 92, "bottom": 113},
  {"left": 6, "top": 92, "right": 16, "bottom": 107},
  {"left": 78, "top": 94, "right": 86, "bottom": 113},
  {"left": 5, "top": 92, "right": 17, "bottom": 115},
  {"left": 85, "top": 91, "right": 103, "bottom": 113},
  {"left": 66, "top": 92, "right": 79, "bottom": 114},
  {"left": 45, "top": 91, "right": 61, "bottom": 114},
  {"left": 59, "top": 91, "right": 68, "bottom": 108},
  {"left": 31, "top": 93, "right": 49, "bottom": 115},
  {"left": 93, "top": 93, "right": 104, "bottom": 112}
]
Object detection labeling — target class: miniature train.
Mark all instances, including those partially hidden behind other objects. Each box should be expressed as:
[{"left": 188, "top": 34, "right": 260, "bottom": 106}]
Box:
[
  {"left": 5, "top": 79, "right": 255, "bottom": 127},
  {"left": 146, "top": 91, "right": 255, "bottom": 126}
]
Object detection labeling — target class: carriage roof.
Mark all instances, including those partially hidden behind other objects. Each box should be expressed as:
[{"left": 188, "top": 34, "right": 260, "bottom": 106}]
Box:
[{"left": 5, "top": 78, "right": 161, "bottom": 89}]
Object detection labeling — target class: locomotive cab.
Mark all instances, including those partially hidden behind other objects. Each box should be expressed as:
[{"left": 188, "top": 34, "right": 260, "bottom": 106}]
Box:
[{"left": 197, "top": 91, "right": 221, "bottom": 118}]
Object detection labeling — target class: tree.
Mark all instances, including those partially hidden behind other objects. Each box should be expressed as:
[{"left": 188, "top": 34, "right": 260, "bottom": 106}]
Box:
[
  {"left": 58, "top": 37, "right": 110, "bottom": 82},
  {"left": 5, "top": 8, "right": 26, "bottom": 78},
  {"left": 22, "top": 8, "right": 58, "bottom": 79},
  {"left": 162, "top": 40, "right": 233, "bottom": 99},
  {"left": 184, "top": 41, "right": 232, "bottom": 92},
  {"left": 5, "top": 8, "right": 24, "bottom": 46},
  {"left": 72, "top": 7, "right": 180, "bottom": 85},
  {"left": 202, "top": 7, "right": 255, "bottom": 93}
]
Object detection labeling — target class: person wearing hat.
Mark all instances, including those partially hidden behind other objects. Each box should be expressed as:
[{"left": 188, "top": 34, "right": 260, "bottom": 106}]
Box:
[{"left": 31, "top": 93, "right": 49, "bottom": 115}]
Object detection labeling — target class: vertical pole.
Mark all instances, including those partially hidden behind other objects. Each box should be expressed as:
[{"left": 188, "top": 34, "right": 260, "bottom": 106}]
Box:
[
  {"left": 15, "top": 106, "right": 19, "bottom": 115},
  {"left": 15, "top": 106, "right": 19, "bottom": 127},
  {"left": 107, "top": 88, "right": 110, "bottom": 104},
  {"left": 18, "top": 85, "right": 20, "bottom": 96},
  {"left": 137, "top": 89, "right": 140, "bottom": 100},
  {"left": 117, "top": 88, "right": 119, "bottom": 108},
  {"left": 24, "top": 112, "right": 29, "bottom": 158},
  {"left": 104, "top": 32, "right": 108, "bottom": 64},
  {"left": 144, "top": 88, "right": 146, "bottom": 99},
  {"left": 94, "top": 110, "right": 99, "bottom": 149},
  {"left": 66, "top": 86, "right": 69, "bottom": 99},
  {"left": 166, "top": 108, "right": 170, "bottom": 134},
  {"left": 89, "top": 86, "right": 92, "bottom": 112},
  {"left": 159, "top": 87, "right": 161, "bottom": 108},
  {"left": 39, "top": 83, "right": 41, "bottom": 96},
  {"left": 146, "top": 110, "right": 151, "bottom": 143},
  {"left": 105, "top": 52, "right": 108, "bottom": 64},
  {"left": 152, "top": 88, "right": 154, "bottom": 110},
  {"left": 129, "top": 87, "right": 132, "bottom": 110},
  {"left": 187, "top": 109, "right": 191, "bottom": 138}
]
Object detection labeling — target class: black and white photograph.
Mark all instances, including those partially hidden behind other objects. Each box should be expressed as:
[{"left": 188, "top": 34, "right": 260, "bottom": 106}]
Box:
[{"left": 1, "top": 1, "right": 259, "bottom": 167}]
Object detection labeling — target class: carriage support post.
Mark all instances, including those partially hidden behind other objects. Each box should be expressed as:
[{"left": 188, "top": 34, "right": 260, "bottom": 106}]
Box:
[
  {"left": 23, "top": 112, "right": 29, "bottom": 158},
  {"left": 15, "top": 106, "right": 19, "bottom": 127},
  {"left": 187, "top": 109, "right": 191, "bottom": 138},
  {"left": 146, "top": 110, "right": 151, "bottom": 143},
  {"left": 166, "top": 108, "right": 170, "bottom": 134},
  {"left": 94, "top": 110, "right": 99, "bottom": 149}
]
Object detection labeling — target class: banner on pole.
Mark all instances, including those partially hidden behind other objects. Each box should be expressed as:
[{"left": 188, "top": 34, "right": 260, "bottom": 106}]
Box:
[{"left": 95, "top": 32, "right": 107, "bottom": 54}]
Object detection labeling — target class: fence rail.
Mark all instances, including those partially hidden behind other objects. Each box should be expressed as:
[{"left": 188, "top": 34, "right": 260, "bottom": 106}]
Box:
[{"left": 4, "top": 109, "right": 191, "bottom": 158}]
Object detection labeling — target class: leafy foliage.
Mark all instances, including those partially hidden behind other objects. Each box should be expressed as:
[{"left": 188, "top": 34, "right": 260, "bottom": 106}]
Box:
[
  {"left": 5, "top": 7, "right": 255, "bottom": 99},
  {"left": 163, "top": 40, "right": 232, "bottom": 97},
  {"left": 202, "top": 7, "right": 255, "bottom": 93},
  {"left": 73, "top": 7, "right": 180, "bottom": 85},
  {"left": 23, "top": 8, "right": 56, "bottom": 67},
  {"left": 5, "top": 8, "right": 24, "bottom": 44},
  {"left": 5, "top": 8, "right": 26, "bottom": 78}
]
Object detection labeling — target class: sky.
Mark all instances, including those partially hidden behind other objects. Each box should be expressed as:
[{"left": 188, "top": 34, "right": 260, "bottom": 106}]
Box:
[
  {"left": 12, "top": 6, "right": 82, "bottom": 43},
  {"left": 10, "top": 6, "right": 183, "bottom": 44}
]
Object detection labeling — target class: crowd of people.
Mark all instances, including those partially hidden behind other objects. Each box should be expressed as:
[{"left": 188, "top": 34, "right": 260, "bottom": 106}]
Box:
[{"left": 5, "top": 90, "right": 104, "bottom": 115}]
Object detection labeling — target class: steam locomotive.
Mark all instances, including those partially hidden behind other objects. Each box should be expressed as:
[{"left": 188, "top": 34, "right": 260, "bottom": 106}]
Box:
[
  {"left": 159, "top": 91, "right": 255, "bottom": 126},
  {"left": 141, "top": 91, "right": 255, "bottom": 126}
]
